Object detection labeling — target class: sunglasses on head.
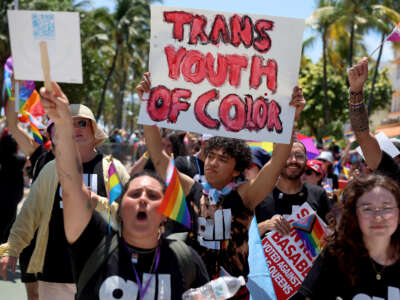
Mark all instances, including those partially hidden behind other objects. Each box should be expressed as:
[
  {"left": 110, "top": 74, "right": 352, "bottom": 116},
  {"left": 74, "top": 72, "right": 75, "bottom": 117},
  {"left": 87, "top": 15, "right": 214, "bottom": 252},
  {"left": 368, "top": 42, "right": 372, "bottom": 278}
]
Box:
[{"left": 74, "top": 119, "right": 89, "bottom": 128}]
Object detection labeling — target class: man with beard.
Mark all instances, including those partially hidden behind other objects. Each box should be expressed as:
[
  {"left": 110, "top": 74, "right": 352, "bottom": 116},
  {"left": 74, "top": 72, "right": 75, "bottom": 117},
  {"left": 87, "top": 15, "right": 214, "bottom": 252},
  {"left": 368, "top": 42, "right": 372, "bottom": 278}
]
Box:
[{"left": 255, "top": 142, "right": 332, "bottom": 237}]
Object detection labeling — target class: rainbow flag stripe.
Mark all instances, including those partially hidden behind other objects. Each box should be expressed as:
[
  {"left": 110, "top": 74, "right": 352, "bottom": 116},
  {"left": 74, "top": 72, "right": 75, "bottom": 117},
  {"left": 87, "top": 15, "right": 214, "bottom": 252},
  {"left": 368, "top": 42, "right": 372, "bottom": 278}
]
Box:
[
  {"left": 30, "top": 120, "right": 43, "bottom": 145},
  {"left": 108, "top": 162, "right": 122, "bottom": 204},
  {"left": 158, "top": 159, "right": 191, "bottom": 229},
  {"left": 292, "top": 213, "right": 326, "bottom": 257}
]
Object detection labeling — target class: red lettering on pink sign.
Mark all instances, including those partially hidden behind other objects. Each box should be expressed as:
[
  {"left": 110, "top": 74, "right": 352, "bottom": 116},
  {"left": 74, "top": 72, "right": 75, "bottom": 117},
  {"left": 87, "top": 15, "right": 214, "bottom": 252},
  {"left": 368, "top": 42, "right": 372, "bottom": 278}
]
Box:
[
  {"left": 249, "top": 56, "right": 277, "bottom": 93},
  {"left": 147, "top": 86, "right": 171, "bottom": 121},
  {"left": 230, "top": 15, "right": 253, "bottom": 48},
  {"left": 164, "top": 11, "right": 193, "bottom": 41},
  {"left": 226, "top": 54, "right": 248, "bottom": 87},
  {"left": 254, "top": 19, "right": 273, "bottom": 53},
  {"left": 189, "top": 15, "right": 209, "bottom": 45},
  {"left": 169, "top": 89, "right": 191, "bottom": 123},
  {"left": 181, "top": 50, "right": 207, "bottom": 84},
  {"left": 209, "top": 14, "right": 230, "bottom": 44},
  {"left": 206, "top": 53, "right": 228, "bottom": 87},
  {"left": 219, "top": 94, "right": 247, "bottom": 132},
  {"left": 164, "top": 46, "right": 187, "bottom": 80},
  {"left": 267, "top": 100, "right": 283, "bottom": 133},
  {"left": 194, "top": 89, "right": 220, "bottom": 129}
]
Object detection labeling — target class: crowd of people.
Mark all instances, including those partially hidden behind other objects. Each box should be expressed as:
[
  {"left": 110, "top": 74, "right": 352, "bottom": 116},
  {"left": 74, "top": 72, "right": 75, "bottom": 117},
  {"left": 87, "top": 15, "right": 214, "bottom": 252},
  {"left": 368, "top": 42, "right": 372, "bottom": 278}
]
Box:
[{"left": 0, "top": 57, "right": 398, "bottom": 300}]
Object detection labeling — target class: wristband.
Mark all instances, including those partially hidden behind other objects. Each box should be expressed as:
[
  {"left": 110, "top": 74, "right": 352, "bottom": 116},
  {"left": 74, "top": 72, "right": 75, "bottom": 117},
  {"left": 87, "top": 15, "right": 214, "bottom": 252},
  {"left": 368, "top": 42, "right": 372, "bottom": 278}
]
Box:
[
  {"left": 143, "top": 151, "right": 149, "bottom": 159},
  {"left": 349, "top": 89, "right": 363, "bottom": 105}
]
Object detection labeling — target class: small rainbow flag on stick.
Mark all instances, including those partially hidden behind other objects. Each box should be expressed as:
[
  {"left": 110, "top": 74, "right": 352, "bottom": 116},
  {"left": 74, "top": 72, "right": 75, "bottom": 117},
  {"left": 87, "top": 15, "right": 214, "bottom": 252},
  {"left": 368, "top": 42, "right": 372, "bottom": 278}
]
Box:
[
  {"left": 158, "top": 158, "right": 191, "bottom": 229},
  {"left": 27, "top": 113, "right": 44, "bottom": 144},
  {"left": 292, "top": 213, "right": 327, "bottom": 257},
  {"left": 387, "top": 22, "right": 400, "bottom": 43},
  {"left": 108, "top": 161, "right": 123, "bottom": 204}
]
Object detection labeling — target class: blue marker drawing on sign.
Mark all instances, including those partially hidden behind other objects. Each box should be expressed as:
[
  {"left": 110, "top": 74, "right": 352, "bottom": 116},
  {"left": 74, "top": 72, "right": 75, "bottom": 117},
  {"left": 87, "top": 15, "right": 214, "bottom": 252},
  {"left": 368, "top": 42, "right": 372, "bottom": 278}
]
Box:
[{"left": 32, "top": 13, "right": 56, "bottom": 40}]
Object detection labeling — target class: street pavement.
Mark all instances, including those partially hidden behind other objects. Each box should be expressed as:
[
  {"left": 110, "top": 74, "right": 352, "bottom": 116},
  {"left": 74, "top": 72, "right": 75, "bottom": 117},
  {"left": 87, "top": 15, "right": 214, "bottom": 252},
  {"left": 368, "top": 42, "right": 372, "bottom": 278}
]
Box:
[{"left": 0, "top": 188, "right": 29, "bottom": 299}]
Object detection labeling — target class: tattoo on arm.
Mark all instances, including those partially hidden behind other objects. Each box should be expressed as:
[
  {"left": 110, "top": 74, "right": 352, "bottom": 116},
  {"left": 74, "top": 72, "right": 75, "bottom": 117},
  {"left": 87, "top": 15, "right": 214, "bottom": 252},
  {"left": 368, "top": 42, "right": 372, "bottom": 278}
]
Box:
[{"left": 349, "top": 104, "right": 369, "bottom": 132}]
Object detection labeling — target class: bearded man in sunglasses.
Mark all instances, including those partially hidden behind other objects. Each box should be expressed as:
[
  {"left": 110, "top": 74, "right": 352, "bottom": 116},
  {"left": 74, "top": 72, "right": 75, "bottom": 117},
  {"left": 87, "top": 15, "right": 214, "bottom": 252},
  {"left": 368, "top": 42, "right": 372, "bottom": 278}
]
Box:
[
  {"left": 0, "top": 104, "right": 129, "bottom": 300},
  {"left": 255, "top": 142, "right": 332, "bottom": 237}
]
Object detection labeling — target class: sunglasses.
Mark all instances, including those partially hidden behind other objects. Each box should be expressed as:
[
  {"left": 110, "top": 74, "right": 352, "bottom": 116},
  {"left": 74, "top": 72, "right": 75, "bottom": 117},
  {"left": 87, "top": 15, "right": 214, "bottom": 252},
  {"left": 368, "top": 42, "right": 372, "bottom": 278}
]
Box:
[
  {"left": 304, "top": 169, "right": 317, "bottom": 176},
  {"left": 74, "top": 119, "right": 89, "bottom": 128}
]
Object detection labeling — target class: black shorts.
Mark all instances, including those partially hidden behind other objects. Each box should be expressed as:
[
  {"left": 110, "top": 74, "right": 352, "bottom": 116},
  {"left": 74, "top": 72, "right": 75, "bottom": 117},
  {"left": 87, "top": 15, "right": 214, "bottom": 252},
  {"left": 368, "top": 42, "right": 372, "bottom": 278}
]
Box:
[{"left": 19, "top": 235, "right": 37, "bottom": 283}]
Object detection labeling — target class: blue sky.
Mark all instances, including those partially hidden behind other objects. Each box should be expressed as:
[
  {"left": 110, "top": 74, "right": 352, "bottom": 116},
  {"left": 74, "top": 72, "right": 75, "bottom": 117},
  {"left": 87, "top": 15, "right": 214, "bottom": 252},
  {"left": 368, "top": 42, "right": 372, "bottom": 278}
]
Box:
[{"left": 93, "top": 0, "right": 395, "bottom": 63}]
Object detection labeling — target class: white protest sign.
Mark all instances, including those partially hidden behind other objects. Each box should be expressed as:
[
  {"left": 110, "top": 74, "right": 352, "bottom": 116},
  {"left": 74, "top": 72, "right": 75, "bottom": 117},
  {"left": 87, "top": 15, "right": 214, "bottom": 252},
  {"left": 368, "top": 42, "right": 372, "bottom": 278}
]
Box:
[
  {"left": 7, "top": 10, "right": 82, "bottom": 83},
  {"left": 138, "top": 5, "right": 305, "bottom": 143},
  {"left": 262, "top": 203, "right": 329, "bottom": 300},
  {"left": 356, "top": 131, "right": 400, "bottom": 159}
]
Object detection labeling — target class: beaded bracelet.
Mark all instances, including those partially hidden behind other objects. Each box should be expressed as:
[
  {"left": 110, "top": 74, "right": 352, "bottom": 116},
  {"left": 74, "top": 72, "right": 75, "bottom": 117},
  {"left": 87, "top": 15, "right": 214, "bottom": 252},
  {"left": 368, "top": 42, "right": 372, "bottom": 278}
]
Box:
[
  {"left": 349, "top": 101, "right": 365, "bottom": 108},
  {"left": 349, "top": 89, "right": 363, "bottom": 105}
]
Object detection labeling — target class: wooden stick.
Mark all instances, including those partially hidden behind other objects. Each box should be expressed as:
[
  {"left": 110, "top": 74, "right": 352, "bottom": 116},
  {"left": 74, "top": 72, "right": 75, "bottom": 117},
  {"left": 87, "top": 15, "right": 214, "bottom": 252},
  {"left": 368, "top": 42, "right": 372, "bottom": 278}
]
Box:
[{"left": 40, "top": 41, "right": 53, "bottom": 93}]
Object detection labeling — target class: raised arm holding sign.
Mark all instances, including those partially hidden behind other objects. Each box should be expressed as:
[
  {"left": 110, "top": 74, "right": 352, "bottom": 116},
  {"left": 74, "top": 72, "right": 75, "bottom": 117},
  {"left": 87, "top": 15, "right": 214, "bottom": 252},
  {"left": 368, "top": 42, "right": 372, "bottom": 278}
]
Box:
[{"left": 139, "top": 6, "right": 305, "bottom": 143}]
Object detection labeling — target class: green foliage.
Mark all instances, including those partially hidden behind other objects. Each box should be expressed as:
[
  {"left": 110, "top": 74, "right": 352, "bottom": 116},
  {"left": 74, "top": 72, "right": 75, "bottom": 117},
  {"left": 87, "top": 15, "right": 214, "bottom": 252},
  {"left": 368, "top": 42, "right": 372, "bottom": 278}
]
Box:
[{"left": 298, "top": 57, "right": 392, "bottom": 139}]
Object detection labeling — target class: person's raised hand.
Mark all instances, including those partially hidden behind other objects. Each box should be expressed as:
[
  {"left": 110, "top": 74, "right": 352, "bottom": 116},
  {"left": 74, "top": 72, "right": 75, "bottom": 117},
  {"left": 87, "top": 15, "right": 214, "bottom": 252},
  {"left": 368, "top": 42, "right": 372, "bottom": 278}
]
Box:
[
  {"left": 290, "top": 86, "right": 306, "bottom": 122},
  {"left": 136, "top": 72, "right": 151, "bottom": 101},
  {"left": 39, "top": 82, "right": 71, "bottom": 124},
  {"left": 348, "top": 57, "right": 368, "bottom": 93},
  {"left": 0, "top": 256, "right": 17, "bottom": 280}
]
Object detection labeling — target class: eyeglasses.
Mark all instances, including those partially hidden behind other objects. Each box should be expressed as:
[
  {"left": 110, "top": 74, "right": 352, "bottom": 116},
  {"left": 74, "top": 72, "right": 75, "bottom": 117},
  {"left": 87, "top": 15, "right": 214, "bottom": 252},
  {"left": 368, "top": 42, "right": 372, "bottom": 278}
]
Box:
[
  {"left": 304, "top": 169, "right": 316, "bottom": 176},
  {"left": 288, "top": 152, "right": 306, "bottom": 162},
  {"left": 357, "top": 205, "right": 398, "bottom": 219},
  {"left": 73, "top": 119, "right": 89, "bottom": 128}
]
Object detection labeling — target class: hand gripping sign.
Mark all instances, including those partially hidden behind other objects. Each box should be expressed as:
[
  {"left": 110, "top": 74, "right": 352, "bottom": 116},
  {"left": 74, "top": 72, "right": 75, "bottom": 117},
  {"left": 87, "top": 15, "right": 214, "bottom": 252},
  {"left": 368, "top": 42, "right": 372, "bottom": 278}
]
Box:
[
  {"left": 138, "top": 6, "right": 305, "bottom": 143},
  {"left": 262, "top": 203, "right": 330, "bottom": 300}
]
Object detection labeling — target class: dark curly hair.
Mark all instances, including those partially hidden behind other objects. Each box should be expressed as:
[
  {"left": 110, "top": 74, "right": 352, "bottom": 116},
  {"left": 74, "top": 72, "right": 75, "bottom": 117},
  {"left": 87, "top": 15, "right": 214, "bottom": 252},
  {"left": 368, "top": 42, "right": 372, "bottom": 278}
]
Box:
[
  {"left": 326, "top": 175, "right": 400, "bottom": 286},
  {"left": 205, "top": 136, "right": 252, "bottom": 173}
]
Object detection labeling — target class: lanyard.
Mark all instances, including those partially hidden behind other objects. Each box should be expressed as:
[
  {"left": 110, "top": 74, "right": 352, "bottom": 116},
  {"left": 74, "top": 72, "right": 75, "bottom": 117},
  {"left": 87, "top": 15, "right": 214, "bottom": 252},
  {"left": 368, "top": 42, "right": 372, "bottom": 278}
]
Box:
[{"left": 124, "top": 241, "right": 161, "bottom": 300}]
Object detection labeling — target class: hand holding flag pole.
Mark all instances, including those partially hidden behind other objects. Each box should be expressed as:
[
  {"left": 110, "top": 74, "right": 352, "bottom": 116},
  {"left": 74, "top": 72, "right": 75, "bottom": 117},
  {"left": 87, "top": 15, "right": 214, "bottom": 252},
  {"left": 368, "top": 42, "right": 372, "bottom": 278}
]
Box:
[{"left": 369, "top": 22, "right": 400, "bottom": 57}]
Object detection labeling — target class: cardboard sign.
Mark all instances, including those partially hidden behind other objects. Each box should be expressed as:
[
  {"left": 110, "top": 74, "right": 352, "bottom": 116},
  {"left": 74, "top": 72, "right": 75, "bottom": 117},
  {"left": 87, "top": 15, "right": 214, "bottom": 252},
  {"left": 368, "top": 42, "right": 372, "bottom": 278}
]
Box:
[
  {"left": 139, "top": 6, "right": 305, "bottom": 143},
  {"left": 7, "top": 10, "right": 82, "bottom": 83},
  {"left": 262, "top": 203, "right": 329, "bottom": 300}
]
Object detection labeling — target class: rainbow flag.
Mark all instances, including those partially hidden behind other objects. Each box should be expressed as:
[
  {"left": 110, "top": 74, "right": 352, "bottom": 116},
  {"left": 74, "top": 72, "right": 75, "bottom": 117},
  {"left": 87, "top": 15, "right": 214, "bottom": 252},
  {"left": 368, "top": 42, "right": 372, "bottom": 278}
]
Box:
[
  {"left": 108, "top": 161, "right": 123, "bottom": 204},
  {"left": 292, "top": 213, "right": 326, "bottom": 257},
  {"left": 247, "top": 141, "right": 273, "bottom": 153},
  {"left": 322, "top": 136, "right": 335, "bottom": 145},
  {"left": 158, "top": 158, "right": 191, "bottom": 229},
  {"left": 344, "top": 130, "right": 354, "bottom": 139},
  {"left": 28, "top": 115, "right": 43, "bottom": 145},
  {"left": 387, "top": 22, "right": 400, "bottom": 42}
]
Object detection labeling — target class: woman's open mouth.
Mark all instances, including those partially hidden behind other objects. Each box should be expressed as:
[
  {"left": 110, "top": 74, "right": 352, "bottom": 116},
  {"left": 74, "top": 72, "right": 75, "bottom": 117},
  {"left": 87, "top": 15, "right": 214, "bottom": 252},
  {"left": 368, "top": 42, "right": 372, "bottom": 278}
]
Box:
[{"left": 137, "top": 211, "right": 147, "bottom": 221}]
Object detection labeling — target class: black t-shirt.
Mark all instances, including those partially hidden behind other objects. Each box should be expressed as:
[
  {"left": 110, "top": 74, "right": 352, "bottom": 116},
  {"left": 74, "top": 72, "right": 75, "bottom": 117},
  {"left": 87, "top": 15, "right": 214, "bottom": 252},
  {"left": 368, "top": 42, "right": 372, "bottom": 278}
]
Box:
[
  {"left": 255, "top": 182, "right": 332, "bottom": 225},
  {"left": 296, "top": 249, "right": 400, "bottom": 299},
  {"left": 376, "top": 151, "right": 400, "bottom": 186},
  {"left": 70, "top": 212, "right": 209, "bottom": 300},
  {"left": 175, "top": 155, "right": 205, "bottom": 183},
  {"left": 184, "top": 182, "right": 253, "bottom": 279},
  {"left": 38, "top": 154, "right": 106, "bottom": 282},
  {"left": 29, "top": 145, "right": 55, "bottom": 182}
]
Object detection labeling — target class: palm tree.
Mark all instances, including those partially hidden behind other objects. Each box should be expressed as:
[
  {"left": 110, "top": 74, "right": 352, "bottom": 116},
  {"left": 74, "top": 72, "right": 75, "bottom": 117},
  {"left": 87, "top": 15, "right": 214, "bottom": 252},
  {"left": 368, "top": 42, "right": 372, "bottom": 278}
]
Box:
[
  {"left": 306, "top": 0, "right": 340, "bottom": 123},
  {"left": 96, "top": 0, "right": 155, "bottom": 122},
  {"left": 366, "top": 1, "right": 400, "bottom": 112}
]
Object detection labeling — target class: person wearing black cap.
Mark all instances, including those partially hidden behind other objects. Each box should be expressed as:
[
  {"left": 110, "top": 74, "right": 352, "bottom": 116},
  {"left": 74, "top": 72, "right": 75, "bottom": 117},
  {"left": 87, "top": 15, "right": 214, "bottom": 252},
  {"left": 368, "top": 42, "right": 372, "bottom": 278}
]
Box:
[{"left": 255, "top": 142, "right": 332, "bottom": 237}]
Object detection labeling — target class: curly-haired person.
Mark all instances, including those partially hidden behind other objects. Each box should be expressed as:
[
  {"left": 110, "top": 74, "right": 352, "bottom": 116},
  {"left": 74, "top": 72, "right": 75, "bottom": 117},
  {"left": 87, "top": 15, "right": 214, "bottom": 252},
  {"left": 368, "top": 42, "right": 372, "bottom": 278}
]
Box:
[{"left": 294, "top": 175, "right": 400, "bottom": 299}]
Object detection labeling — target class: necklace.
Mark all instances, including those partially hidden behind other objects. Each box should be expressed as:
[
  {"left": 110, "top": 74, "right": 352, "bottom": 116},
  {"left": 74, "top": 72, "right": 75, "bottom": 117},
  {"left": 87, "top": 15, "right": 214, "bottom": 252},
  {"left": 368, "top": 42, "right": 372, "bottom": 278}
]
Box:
[{"left": 369, "top": 256, "right": 387, "bottom": 281}]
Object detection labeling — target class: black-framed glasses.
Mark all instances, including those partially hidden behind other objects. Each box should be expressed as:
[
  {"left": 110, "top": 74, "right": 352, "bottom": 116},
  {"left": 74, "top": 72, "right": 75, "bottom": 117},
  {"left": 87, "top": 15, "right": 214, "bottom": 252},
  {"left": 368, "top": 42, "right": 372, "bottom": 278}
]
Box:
[{"left": 74, "top": 119, "right": 89, "bottom": 128}]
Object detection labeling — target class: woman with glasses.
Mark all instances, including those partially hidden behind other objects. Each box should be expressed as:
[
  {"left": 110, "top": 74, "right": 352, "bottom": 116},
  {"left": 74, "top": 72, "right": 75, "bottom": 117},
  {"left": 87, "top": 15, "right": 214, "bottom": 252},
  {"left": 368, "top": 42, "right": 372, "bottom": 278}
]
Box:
[{"left": 295, "top": 174, "right": 400, "bottom": 299}]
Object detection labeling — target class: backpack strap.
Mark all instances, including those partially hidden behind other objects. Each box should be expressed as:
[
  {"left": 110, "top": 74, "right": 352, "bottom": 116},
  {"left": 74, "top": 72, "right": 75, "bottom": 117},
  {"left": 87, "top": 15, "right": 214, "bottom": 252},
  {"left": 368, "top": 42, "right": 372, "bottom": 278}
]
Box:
[
  {"left": 167, "top": 238, "right": 196, "bottom": 291},
  {"left": 76, "top": 234, "right": 119, "bottom": 300}
]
